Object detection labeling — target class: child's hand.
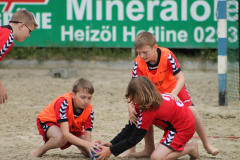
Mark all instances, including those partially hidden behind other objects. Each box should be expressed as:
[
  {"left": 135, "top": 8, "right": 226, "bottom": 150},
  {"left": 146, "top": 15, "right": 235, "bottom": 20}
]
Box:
[
  {"left": 94, "top": 140, "right": 102, "bottom": 144},
  {"left": 128, "top": 104, "right": 138, "bottom": 125},
  {"left": 95, "top": 145, "right": 111, "bottom": 160},
  {"left": 100, "top": 141, "right": 112, "bottom": 147},
  {"left": 88, "top": 141, "right": 101, "bottom": 156},
  {"left": 165, "top": 93, "right": 180, "bottom": 102},
  {"left": 0, "top": 84, "right": 8, "bottom": 107}
]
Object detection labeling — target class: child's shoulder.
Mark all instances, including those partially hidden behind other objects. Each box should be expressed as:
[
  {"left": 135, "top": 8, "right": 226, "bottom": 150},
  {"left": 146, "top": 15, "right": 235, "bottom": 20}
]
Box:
[
  {"left": 0, "top": 25, "right": 12, "bottom": 38},
  {"left": 1, "top": 25, "right": 12, "bottom": 30},
  {"left": 159, "top": 47, "right": 173, "bottom": 54}
]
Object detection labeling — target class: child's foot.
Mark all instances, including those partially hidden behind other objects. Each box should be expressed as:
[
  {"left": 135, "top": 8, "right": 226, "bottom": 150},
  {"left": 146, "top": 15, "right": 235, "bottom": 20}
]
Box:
[
  {"left": 205, "top": 145, "right": 220, "bottom": 156},
  {"left": 29, "top": 149, "right": 43, "bottom": 157},
  {"left": 129, "top": 149, "right": 153, "bottom": 158},
  {"left": 188, "top": 141, "right": 200, "bottom": 160},
  {"left": 117, "top": 151, "right": 136, "bottom": 158}
]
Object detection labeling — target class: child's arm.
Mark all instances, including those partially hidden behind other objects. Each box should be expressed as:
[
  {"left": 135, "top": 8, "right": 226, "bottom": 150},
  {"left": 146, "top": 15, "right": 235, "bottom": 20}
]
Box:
[
  {"left": 166, "top": 71, "right": 185, "bottom": 101},
  {"left": 166, "top": 52, "right": 185, "bottom": 101},
  {"left": 110, "top": 120, "right": 148, "bottom": 155},
  {"left": 84, "top": 130, "right": 91, "bottom": 142},
  {"left": 60, "top": 122, "right": 97, "bottom": 153},
  {"left": 0, "top": 79, "right": 7, "bottom": 107},
  {"left": 97, "top": 110, "right": 156, "bottom": 158},
  {"left": 96, "top": 127, "right": 147, "bottom": 158},
  {"left": 127, "top": 101, "right": 138, "bottom": 125},
  {"left": 129, "top": 62, "right": 142, "bottom": 124},
  {"left": 83, "top": 110, "right": 94, "bottom": 142},
  {"left": 101, "top": 123, "right": 147, "bottom": 157}
]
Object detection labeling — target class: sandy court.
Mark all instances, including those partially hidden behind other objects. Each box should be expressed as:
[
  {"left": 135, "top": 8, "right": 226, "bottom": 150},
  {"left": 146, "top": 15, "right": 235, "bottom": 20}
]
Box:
[{"left": 0, "top": 67, "right": 239, "bottom": 160}]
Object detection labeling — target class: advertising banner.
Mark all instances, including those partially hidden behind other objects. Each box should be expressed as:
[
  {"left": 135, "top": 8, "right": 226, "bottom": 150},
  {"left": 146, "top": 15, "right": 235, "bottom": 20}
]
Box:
[{"left": 0, "top": 0, "right": 238, "bottom": 48}]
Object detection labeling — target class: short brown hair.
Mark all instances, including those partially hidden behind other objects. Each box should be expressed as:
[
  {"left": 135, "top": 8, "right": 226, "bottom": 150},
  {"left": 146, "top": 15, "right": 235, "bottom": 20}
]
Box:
[
  {"left": 125, "top": 76, "right": 162, "bottom": 111},
  {"left": 72, "top": 78, "right": 94, "bottom": 94},
  {"left": 10, "top": 9, "right": 38, "bottom": 29},
  {"left": 134, "top": 31, "right": 156, "bottom": 49}
]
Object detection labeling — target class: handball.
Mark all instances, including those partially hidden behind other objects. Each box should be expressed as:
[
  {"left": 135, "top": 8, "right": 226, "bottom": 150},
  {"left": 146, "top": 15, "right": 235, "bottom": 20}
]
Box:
[{"left": 90, "top": 148, "right": 102, "bottom": 160}]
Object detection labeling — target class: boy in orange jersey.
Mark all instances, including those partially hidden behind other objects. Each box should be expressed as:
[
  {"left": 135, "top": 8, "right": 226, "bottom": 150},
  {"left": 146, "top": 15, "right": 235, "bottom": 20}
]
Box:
[
  {"left": 0, "top": 9, "right": 38, "bottom": 107},
  {"left": 119, "top": 31, "right": 220, "bottom": 158},
  {"left": 30, "top": 78, "right": 99, "bottom": 157}
]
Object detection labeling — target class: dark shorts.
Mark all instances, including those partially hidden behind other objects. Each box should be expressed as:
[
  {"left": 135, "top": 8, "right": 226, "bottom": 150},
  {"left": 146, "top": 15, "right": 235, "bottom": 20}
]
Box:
[{"left": 36, "top": 118, "right": 84, "bottom": 150}]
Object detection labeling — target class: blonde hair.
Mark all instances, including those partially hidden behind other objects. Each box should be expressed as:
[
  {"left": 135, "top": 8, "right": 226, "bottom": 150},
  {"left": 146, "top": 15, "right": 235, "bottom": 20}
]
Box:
[
  {"left": 10, "top": 9, "right": 38, "bottom": 29},
  {"left": 125, "top": 76, "right": 162, "bottom": 111},
  {"left": 134, "top": 31, "right": 156, "bottom": 49},
  {"left": 72, "top": 78, "right": 94, "bottom": 94}
]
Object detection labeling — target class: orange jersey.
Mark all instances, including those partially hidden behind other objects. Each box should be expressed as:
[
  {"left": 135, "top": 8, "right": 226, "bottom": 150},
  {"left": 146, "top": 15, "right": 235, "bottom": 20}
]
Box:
[
  {"left": 134, "top": 47, "right": 177, "bottom": 93},
  {"left": 37, "top": 92, "right": 93, "bottom": 132}
]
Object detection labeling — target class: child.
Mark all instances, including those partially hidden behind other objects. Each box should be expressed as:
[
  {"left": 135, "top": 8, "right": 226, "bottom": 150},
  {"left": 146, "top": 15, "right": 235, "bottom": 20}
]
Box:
[
  {"left": 96, "top": 76, "right": 199, "bottom": 160},
  {"left": 0, "top": 9, "right": 38, "bottom": 107},
  {"left": 122, "top": 31, "right": 219, "bottom": 158},
  {"left": 30, "top": 78, "right": 99, "bottom": 157}
]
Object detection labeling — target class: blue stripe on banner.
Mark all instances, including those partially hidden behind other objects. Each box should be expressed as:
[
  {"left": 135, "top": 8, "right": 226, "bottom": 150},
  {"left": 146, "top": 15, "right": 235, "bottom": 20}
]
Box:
[
  {"left": 218, "top": 1, "right": 227, "bottom": 19},
  {"left": 218, "top": 38, "right": 227, "bottom": 56},
  {"left": 218, "top": 73, "right": 227, "bottom": 92}
]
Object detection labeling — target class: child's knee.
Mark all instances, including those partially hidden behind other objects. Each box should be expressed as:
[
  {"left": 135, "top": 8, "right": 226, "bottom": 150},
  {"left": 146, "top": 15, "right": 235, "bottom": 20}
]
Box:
[
  {"left": 150, "top": 154, "right": 157, "bottom": 160},
  {"left": 54, "top": 135, "right": 67, "bottom": 147},
  {"left": 150, "top": 152, "right": 164, "bottom": 160},
  {"left": 188, "top": 105, "right": 198, "bottom": 117}
]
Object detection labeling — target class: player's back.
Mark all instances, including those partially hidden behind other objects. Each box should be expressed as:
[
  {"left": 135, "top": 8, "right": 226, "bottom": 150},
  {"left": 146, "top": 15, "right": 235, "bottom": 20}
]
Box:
[{"left": 153, "top": 94, "right": 195, "bottom": 132}]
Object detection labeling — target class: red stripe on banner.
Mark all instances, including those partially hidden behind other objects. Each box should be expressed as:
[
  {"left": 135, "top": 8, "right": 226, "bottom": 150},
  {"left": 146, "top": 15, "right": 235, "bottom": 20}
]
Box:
[{"left": 1, "top": 0, "right": 46, "bottom": 12}]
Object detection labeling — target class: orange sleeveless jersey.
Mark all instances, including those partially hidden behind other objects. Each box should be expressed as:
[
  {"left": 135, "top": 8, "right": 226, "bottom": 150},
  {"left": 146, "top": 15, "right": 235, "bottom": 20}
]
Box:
[
  {"left": 135, "top": 47, "right": 177, "bottom": 93},
  {"left": 37, "top": 92, "right": 93, "bottom": 132}
]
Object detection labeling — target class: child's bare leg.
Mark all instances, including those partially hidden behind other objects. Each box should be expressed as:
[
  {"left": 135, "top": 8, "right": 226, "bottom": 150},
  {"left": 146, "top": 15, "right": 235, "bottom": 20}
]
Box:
[
  {"left": 77, "top": 146, "right": 89, "bottom": 157},
  {"left": 76, "top": 135, "right": 89, "bottom": 157},
  {"left": 163, "top": 141, "right": 199, "bottom": 160},
  {"left": 29, "top": 125, "right": 67, "bottom": 157},
  {"left": 189, "top": 105, "right": 220, "bottom": 156},
  {"left": 129, "top": 125, "right": 155, "bottom": 158},
  {"left": 150, "top": 143, "right": 174, "bottom": 160}
]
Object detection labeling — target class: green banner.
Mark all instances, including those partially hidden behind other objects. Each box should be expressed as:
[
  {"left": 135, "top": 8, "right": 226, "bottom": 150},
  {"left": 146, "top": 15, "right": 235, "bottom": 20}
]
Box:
[{"left": 0, "top": 0, "right": 238, "bottom": 48}]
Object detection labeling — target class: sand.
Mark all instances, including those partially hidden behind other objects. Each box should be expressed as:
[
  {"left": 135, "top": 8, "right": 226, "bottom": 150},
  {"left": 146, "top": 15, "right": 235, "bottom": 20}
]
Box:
[{"left": 0, "top": 67, "right": 239, "bottom": 160}]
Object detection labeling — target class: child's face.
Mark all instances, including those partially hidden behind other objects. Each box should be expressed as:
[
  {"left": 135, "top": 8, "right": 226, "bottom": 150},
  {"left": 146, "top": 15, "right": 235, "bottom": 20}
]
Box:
[
  {"left": 136, "top": 44, "right": 158, "bottom": 63},
  {"left": 15, "top": 23, "right": 35, "bottom": 42},
  {"left": 71, "top": 89, "right": 92, "bottom": 110},
  {"left": 129, "top": 94, "right": 139, "bottom": 105}
]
